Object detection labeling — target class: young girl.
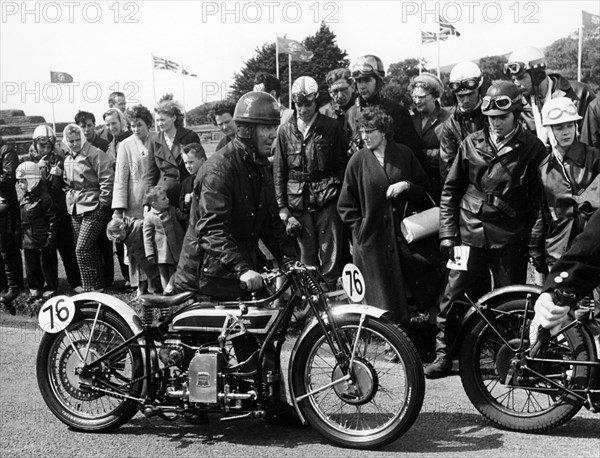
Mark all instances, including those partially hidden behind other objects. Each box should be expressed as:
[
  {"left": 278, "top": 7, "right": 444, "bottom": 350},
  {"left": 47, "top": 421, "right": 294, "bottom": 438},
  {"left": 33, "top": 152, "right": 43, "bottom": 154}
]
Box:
[
  {"left": 106, "top": 216, "right": 161, "bottom": 297},
  {"left": 143, "top": 186, "right": 185, "bottom": 290}
]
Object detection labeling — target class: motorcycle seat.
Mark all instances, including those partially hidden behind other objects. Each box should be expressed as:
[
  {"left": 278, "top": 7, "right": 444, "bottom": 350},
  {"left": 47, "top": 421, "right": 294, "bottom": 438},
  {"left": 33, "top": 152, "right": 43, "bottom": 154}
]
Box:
[{"left": 138, "top": 291, "right": 196, "bottom": 309}]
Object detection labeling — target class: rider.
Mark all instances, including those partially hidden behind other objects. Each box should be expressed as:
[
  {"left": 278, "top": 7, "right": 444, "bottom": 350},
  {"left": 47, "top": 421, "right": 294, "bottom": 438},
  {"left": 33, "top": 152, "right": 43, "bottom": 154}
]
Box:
[
  {"left": 531, "top": 209, "right": 600, "bottom": 345},
  {"left": 193, "top": 91, "right": 297, "bottom": 298}
]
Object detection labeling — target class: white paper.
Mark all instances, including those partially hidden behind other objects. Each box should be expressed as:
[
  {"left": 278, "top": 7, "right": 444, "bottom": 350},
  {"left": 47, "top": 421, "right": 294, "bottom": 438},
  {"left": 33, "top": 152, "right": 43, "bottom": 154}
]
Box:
[{"left": 446, "top": 245, "right": 470, "bottom": 271}]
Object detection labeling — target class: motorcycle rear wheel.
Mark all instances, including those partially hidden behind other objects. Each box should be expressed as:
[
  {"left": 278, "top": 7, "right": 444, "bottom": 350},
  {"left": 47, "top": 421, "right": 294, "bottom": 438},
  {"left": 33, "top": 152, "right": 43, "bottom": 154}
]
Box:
[
  {"left": 291, "top": 316, "right": 424, "bottom": 449},
  {"left": 37, "top": 305, "right": 144, "bottom": 431},
  {"left": 459, "top": 299, "right": 589, "bottom": 432}
]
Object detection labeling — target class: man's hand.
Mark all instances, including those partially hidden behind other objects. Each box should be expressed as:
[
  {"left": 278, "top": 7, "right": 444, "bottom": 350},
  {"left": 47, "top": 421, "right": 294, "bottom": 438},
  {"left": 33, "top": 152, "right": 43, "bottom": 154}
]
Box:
[
  {"left": 529, "top": 292, "right": 570, "bottom": 346},
  {"left": 184, "top": 193, "right": 192, "bottom": 205},
  {"left": 286, "top": 216, "right": 302, "bottom": 237},
  {"left": 440, "top": 238, "right": 458, "bottom": 262},
  {"left": 240, "top": 270, "right": 263, "bottom": 291},
  {"left": 146, "top": 256, "right": 156, "bottom": 265},
  {"left": 386, "top": 181, "right": 409, "bottom": 199},
  {"left": 529, "top": 247, "right": 548, "bottom": 275}
]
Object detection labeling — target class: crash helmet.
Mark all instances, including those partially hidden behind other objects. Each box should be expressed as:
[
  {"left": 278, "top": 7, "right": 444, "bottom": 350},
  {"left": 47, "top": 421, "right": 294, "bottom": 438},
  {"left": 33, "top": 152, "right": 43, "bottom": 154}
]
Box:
[
  {"left": 15, "top": 161, "right": 43, "bottom": 191},
  {"left": 233, "top": 91, "right": 280, "bottom": 127},
  {"left": 541, "top": 97, "right": 582, "bottom": 126},
  {"left": 291, "top": 76, "right": 319, "bottom": 106},
  {"left": 32, "top": 124, "right": 56, "bottom": 143},
  {"left": 449, "top": 61, "right": 483, "bottom": 94},
  {"left": 481, "top": 81, "right": 523, "bottom": 116},
  {"left": 504, "top": 46, "right": 546, "bottom": 77},
  {"left": 350, "top": 55, "right": 385, "bottom": 80}
]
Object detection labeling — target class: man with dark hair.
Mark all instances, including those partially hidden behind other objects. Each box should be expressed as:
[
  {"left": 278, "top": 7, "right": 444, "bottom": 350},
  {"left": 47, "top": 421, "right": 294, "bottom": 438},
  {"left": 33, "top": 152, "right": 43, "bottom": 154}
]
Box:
[
  {"left": 75, "top": 111, "right": 109, "bottom": 153},
  {"left": 320, "top": 68, "right": 356, "bottom": 125},
  {"left": 212, "top": 100, "right": 237, "bottom": 151},
  {"left": 253, "top": 72, "right": 294, "bottom": 125}
]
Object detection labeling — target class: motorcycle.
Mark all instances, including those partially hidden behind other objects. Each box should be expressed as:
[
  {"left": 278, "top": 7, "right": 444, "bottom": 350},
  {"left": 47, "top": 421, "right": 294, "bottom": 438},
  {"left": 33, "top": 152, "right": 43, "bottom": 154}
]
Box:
[
  {"left": 36, "top": 261, "right": 425, "bottom": 449},
  {"left": 455, "top": 284, "right": 599, "bottom": 432}
]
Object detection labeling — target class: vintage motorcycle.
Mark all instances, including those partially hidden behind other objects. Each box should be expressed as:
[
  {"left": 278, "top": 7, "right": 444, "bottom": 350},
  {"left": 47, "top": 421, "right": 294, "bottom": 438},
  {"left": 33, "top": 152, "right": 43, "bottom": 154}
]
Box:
[
  {"left": 36, "top": 261, "right": 425, "bottom": 449},
  {"left": 455, "top": 284, "right": 599, "bottom": 432}
]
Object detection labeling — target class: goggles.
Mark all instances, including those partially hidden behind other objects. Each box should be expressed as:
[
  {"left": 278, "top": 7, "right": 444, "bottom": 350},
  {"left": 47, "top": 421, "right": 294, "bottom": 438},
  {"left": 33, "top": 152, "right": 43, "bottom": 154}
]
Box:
[
  {"left": 503, "top": 60, "right": 546, "bottom": 76},
  {"left": 292, "top": 92, "right": 316, "bottom": 106},
  {"left": 35, "top": 136, "right": 54, "bottom": 144},
  {"left": 449, "top": 78, "right": 481, "bottom": 93},
  {"left": 481, "top": 94, "right": 521, "bottom": 112},
  {"left": 351, "top": 63, "right": 376, "bottom": 78},
  {"left": 545, "top": 104, "right": 578, "bottom": 120}
]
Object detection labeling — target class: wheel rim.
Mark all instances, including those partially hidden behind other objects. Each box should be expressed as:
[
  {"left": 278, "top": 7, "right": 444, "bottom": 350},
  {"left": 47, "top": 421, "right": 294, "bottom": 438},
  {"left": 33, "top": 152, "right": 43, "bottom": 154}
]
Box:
[
  {"left": 475, "top": 312, "right": 584, "bottom": 416},
  {"left": 47, "top": 319, "right": 138, "bottom": 418},
  {"left": 302, "top": 325, "right": 409, "bottom": 436}
]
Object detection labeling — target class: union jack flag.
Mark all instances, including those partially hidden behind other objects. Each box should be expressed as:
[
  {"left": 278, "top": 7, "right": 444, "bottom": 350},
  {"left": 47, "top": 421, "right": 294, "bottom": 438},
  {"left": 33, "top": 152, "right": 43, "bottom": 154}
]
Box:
[
  {"left": 421, "top": 30, "right": 437, "bottom": 44},
  {"left": 153, "top": 55, "right": 179, "bottom": 72},
  {"left": 439, "top": 15, "right": 461, "bottom": 38}
]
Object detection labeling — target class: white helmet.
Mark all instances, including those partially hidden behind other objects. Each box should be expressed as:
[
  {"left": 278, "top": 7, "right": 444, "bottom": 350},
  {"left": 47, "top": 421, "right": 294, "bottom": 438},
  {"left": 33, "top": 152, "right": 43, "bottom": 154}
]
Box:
[
  {"left": 449, "top": 61, "right": 482, "bottom": 94},
  {"left": 505, "top": 46, "right": 546, "bottom": 76},
  {"left": 542, "top": 97, "right": 582, "bottom": 126},
  {"left": 16, "top": 161, "right": 43, "bottom": 190},
  {"left": 32, "top": 124, "right": 56, "bottom": 141},
  {"left": 291, "top": 76, "right": 319, "bottom": 104}
]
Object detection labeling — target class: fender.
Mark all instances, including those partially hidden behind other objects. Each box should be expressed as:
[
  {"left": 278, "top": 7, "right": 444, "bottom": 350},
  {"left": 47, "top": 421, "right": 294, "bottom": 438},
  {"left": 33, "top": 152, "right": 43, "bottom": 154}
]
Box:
[
  {"left": 72, "top": 292, "right": 144, "bottom": 335},
  {"left": 452, "top": 285, "right": 543, "bottom": 353},
  {"left": 288, "top": 303, "right": 388, "bottom": 424}
]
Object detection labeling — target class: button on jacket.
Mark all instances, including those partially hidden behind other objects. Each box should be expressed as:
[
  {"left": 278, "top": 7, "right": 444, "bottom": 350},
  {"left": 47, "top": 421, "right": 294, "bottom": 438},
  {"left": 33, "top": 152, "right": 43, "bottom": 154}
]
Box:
[
  {"left": 439, "top": 126, "right": 547, "bottom": 249},
  {"left": 273, "top": 112, "right": 348, "bottom": 212},
  {"left": 63, "top": 143, "right": 115, "bottom": 215}
]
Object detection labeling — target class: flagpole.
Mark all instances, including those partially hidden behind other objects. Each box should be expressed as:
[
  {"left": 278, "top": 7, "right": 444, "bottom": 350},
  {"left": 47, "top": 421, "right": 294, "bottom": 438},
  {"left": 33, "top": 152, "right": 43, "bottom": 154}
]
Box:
[
  {"left": 180, "top": 60, "right": 187, "bottom": 127},
  {"left": 288, "top": 54, "right": 292, "bottom": 109},
  {"left": 49, "top": 68, "right": 56, "bottom": 132},
  {"left": 151, "top": 54, "right": 158, "bottom": 131},
  {"left": 577, "top": 22, "right": 583, "bottom": 82},
  {"left": 419, "top": 32, "right": 423, "bottom": 75},
  {"left": 275, "top": 36, "right": 280, "bottom": 80},
  {"left": 436, "top": 21, "right": 441, "bottom": 78}
]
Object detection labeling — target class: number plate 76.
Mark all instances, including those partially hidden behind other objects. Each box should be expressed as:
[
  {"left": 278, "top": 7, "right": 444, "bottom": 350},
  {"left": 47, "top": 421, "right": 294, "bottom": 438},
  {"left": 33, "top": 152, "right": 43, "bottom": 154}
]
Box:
[{"left": 38, "top": 296, "right": 76, "bottom": 333}]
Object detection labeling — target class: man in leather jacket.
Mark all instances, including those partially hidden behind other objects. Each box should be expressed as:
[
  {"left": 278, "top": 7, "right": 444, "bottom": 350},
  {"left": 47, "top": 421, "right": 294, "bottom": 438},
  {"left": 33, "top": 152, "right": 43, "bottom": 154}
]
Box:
[
  {"left": 194, "top": 91, "right": 296, "bottom": 298},
  {"left": 427, "top": 81, "right": 547, "bottom": 378}
]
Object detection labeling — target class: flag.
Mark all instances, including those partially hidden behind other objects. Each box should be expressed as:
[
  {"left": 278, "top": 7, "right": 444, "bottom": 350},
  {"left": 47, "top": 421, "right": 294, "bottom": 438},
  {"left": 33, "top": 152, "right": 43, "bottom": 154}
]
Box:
[
  {"left": 582, "top": 10, "right": 600, "bottom": 28},
  {"left": 182, "top": 68, "right": 197, "bottom": 78},
  {"left": 50, "top": 71, "right": 73, "bottom": 83},
  {"left": 439, "top": 15, "right": 461, "bottom": 38},
  {"left": 276, "top": 36, "right": 314, "bottom": 62},
  {"left": 153, "top": 55, "right": 179, "bottom": 72},
  {"left": 421, "top": 30, "right": 437, "bottom": 44}
]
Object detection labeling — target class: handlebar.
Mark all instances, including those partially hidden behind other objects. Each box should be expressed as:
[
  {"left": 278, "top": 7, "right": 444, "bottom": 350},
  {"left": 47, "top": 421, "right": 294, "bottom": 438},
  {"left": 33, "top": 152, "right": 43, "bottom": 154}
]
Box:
[{"left": 238, "top": 261, "right": 316, "bottom": 291}]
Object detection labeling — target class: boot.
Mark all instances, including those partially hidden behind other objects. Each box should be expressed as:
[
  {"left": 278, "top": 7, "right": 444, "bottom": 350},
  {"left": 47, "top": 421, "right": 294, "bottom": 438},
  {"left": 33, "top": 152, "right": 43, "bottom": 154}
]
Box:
[
  {"left": 0, "top": 287, "right": 21, "bottom": 303},
  {"left": 424, "top": 353, "right": 452, "bottom": 379}
]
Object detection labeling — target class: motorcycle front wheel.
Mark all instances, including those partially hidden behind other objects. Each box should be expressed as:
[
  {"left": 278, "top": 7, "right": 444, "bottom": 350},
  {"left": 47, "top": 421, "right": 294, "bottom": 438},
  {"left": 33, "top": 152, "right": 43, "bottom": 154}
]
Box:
[
  {"left": 459, "top": 299, "right": 589, "bottom": 432},
  {"left": 291, "top": 316, "right": 424, "bottom": 449},
  {"left": 37, "top": 305, "right": 144, "bottom": 432}
]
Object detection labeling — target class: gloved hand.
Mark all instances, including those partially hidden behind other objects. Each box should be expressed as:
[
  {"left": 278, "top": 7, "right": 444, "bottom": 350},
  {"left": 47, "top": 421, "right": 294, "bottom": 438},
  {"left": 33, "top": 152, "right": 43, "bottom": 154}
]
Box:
[
  {"left": 440, "top": 238, "right": 458, "bottom": 262},
  {"left": 529, "top": 247, "right": 548, "bottom": 275},
  {"left": 239, "top": 269, "right": 263, "bottom": 291},
  {"left": 286, "top": 216, "right": 302, "bottom": 237},
  {"left": 529, "top": 292, "right": 570, "bottom": 346}
]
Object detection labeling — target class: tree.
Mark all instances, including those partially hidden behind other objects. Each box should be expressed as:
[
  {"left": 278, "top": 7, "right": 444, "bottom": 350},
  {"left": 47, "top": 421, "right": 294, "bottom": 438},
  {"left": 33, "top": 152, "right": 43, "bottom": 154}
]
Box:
[
  {"left": 230, "top": 22, "right": 348, "bottom": 106},
  {"left": 478, "top": 54, "right": 510, "bottom": 93},
  {"left": 382, "top": 58, "right": 423, "bottom": 108},
  {"left": 186, "top": 101, "right": 217, "bottom": 126},
  {"left": 546, "top": 31, "right": 600, "bottom": 90}
]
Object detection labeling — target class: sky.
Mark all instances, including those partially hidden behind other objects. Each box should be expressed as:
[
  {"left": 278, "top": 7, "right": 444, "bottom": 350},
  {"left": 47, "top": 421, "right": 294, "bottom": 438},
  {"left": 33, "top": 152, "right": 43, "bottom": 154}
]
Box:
[{"left": 1, "top": 0, "right": 599, "bottom": 124}]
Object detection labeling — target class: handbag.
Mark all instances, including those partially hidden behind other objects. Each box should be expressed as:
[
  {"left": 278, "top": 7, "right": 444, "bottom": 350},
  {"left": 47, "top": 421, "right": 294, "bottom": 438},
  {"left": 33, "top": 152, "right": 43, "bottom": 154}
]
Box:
[{"left": 400, "top": 193, "right": 439, "bottom": 244}]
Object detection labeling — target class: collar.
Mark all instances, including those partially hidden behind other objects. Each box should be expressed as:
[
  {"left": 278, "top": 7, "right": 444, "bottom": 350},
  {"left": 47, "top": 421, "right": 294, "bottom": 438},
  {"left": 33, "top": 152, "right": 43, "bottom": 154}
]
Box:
[{"left": 296, "top": 111, "right": 318, "bottom": 135}]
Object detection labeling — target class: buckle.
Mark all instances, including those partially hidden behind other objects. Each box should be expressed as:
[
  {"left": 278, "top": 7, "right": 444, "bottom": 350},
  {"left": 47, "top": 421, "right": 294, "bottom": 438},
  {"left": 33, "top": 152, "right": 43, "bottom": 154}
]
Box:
[{"left": 486, "top": 193, "right": 495, "bottom": 205}]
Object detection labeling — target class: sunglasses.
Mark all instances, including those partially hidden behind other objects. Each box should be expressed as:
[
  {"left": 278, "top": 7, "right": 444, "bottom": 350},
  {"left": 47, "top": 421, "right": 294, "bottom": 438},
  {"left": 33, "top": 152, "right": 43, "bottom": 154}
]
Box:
[
  {"left": 482, "top": 95, "right": 520, "bottom": 111},
  {"left": 545, "top": 104, "right": 578, "bottom": 120},
  {"left": 449, "top": 78, "right": 480, "bottom": 93}
]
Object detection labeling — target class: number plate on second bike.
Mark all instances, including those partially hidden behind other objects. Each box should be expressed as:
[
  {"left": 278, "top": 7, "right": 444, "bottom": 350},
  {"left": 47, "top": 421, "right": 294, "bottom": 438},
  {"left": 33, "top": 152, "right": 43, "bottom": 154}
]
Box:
[{"left": 38, "top": 296, "right": 76, "bottom": 333}]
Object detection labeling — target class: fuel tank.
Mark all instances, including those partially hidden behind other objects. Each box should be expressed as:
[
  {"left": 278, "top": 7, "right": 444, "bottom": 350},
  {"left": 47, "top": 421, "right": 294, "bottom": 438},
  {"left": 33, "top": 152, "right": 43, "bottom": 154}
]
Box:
[{"left": 172, "top": 306, "right": 280, "bottom": 334}]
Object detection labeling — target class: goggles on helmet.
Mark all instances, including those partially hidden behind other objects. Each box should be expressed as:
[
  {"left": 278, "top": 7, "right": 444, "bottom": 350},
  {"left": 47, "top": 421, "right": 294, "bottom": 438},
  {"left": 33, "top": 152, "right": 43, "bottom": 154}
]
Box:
[
  {"left": 35, "top": 136, "right": 53, "bottom": 144},
  {"left": 545, "top": 104, "right": 578, "bottom": 120},
  {"left": 351, "top": 63, "right": 376, "bottom": 78},
  {"left": 503, "top": 60, "right": 546, "bottom": 77},
  {"left": 482, "top": 94, "right": 521, "bottom": 112},
  {"left": 292, "top": 92, "right": 316, "bottom": 106},
  {"left": 449, "top": 78, "right": 481, "bottom": 93}
]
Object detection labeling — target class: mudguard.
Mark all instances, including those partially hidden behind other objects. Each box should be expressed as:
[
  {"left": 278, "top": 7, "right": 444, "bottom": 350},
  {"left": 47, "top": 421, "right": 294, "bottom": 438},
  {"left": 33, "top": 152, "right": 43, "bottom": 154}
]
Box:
[
  {"left": 72, "top": 292, "right": 144, "bottom": 335},
  {"left": 288, "top": 303, "right": 388, "bottom": 424}
]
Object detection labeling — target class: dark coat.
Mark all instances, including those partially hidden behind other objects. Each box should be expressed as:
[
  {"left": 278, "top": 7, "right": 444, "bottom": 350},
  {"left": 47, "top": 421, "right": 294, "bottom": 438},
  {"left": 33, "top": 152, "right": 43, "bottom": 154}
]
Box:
[
  {"left": 533, "top": 142, "right": 600, "bottom": 264},
  {"left": 338, "top": 141, "right": 443, "bottom": 323},
  {"left": 0, "top": 142, "right": 18, "bottom": 209},
  {"left": 144, "top": 127, "right": 200, "bottom": 205},
  {"left": 195, "top": 139, "right": 296, "bottom": 298},
  {"left": 439, "top": 126, "right": 547, "bottom": 249},
  {"left": 20, "top": 182, "right": 58, "bottom": 249},
  {"left": 581, "top": 93, "right": 600, "bottom": 148},
  {"left": 273, "top": 112, "right": 348, "bottom": 211}
]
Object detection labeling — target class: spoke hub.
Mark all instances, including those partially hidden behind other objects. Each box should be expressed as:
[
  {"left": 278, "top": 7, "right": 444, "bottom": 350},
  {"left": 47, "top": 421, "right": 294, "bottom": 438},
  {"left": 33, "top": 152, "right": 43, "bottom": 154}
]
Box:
[{"left": 331, "top": 358, "right": 378, "bottom": 405}]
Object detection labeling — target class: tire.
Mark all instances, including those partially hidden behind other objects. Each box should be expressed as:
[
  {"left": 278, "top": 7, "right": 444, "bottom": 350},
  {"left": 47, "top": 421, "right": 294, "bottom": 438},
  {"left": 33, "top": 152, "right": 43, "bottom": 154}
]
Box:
[
  {"left": 459, "top": 298, "right": 589, "bottom": 432},
  {"left": 291, "top": 316, "right": 425, "bottom": 449},
  {"left": 37, "top": 305, "right": 144, "bottom": 432}
]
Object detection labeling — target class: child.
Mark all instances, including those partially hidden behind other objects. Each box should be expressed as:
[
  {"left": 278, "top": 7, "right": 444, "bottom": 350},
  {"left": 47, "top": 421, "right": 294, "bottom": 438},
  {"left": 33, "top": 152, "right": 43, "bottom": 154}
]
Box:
[
  {"left": 143, "top": 186, "right": 185, "bottom": 290},
  {"left": 106, "top": 216, "right": 161, "bottom": 297},
  {"left": 15, "top": 161, "right": 58, "bottom": 299},
  {"left": 178, "top": 143, "right": 206, "bottom": 227}
]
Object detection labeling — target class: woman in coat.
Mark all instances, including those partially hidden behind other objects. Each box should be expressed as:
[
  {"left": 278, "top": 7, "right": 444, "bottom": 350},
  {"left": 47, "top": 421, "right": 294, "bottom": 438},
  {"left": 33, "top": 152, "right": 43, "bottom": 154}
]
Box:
[
  {"left": 62, "top": 124, "right": 115, "bottom": 292},
  {"left": 143, "top": 100, "right": 200, "bottom": 206},
  {"left": 338, "top": 106, "right": 442, "bottom": 325},
  {"left": 531, "top": 97, "right": 600, "bottom": 271}
]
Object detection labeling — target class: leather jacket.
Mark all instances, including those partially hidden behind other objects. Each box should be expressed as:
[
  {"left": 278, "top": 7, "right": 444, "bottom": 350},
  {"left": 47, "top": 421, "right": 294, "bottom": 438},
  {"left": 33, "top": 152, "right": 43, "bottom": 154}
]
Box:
[
  {"left": 439, "top": 126, "right": 547, "bottom": 249},
  {"left": 273, "top": 112, "right": 348, "bottom": 212}
]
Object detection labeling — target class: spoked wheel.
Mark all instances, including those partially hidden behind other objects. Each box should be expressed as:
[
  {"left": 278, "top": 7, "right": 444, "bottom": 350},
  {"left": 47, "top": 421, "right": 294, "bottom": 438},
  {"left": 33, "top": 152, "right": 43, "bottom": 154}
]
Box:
[
  {"left": 459, "top": 299, "right": 589, "bottom": 432},
  {"left": 291, "top": 316, "right": 424, "bottom": 449},
  {"left": 37, "top": 305, "right": 144, "bottom": 431}
]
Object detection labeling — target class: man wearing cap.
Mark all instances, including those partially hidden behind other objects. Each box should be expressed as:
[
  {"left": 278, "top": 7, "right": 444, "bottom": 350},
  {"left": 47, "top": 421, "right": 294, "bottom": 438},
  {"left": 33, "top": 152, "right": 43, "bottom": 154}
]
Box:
[
  {"left": 440, "top": 61, "right": 487, "bottom": 180},
  {"left": 504, "top": 46, "right": 594, "bottom": 143},
  {"left": 274, "top": 76, "right": 348, "bottom": 289},
  {"left": 410, "top": 72, "right": 451, "bottom": 202},
  {"left": 0, "top": 136, "right": 23, "bottom": 306},
  {"left": 347, "top": 55, "right": 423, "bottom": 158},
  {"left": 428, "top": 81, "right": 547, "bottom": 378}
]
